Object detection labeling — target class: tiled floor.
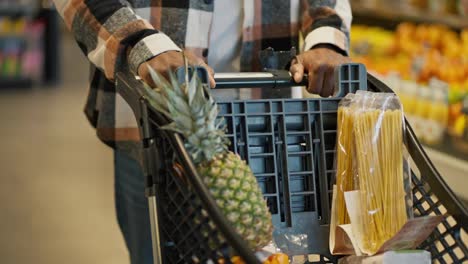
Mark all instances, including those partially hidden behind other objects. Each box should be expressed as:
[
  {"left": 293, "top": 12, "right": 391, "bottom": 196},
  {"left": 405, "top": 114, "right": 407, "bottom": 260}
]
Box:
[{"left": 0, "top": 33, "right": 466, "bottom": 264}]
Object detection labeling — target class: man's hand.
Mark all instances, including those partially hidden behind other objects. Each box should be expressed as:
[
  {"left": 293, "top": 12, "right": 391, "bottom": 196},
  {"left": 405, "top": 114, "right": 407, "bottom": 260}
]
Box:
[
  {"left": 137, "top": 50, "right": 216, "bottom": 88},
  {"left": 289, "top": 47, "right": 351, "bottom": 97}
]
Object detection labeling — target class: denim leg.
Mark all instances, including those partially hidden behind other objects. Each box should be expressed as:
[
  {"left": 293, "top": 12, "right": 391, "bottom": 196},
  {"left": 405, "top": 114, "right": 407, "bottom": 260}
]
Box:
[{"left": 114, "top": 150, "right": 154, "bottom": 264}]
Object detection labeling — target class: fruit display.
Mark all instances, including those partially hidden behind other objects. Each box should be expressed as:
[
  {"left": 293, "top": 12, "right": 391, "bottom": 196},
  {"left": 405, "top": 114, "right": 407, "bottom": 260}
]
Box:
[
  {"left": 144, "top": 67, "right": 274, "bottom": 250},
  {"left": 352, "top": 23, "right": 468, "bottom": 85},
  {"left": 353, "top": 0, "right": 468, "bottom": 16},
  {"left": 350, "top": 23, "right": 468, "bottom": 148},
  {"left": 452, "top": 97, "right": 468, "bottom": 152}
]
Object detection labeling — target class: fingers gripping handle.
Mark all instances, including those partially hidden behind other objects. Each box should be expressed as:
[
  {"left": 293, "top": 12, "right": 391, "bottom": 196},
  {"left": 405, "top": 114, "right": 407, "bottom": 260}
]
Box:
[
  {"left": 175, "top": 63, "right": 367, "bottom": 96},
  {"left": 175, "top": 66, "right": 309, "bottom": 89}
]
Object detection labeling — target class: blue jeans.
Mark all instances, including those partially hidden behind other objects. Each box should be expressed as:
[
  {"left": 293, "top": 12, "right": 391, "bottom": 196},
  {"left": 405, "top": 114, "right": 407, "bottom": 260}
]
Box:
[{"left": 114, "top": 150, "right": 153, "bottom": 264}]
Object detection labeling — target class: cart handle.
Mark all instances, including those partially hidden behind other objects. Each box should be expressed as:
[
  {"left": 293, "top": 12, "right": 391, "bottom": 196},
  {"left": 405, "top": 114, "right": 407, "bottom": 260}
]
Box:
[
  {"left": 176, "top": 66, "right": 308, "bottom": 89},
  {"left": 176, "top": 64, "right": 367, "bottom": 97}
]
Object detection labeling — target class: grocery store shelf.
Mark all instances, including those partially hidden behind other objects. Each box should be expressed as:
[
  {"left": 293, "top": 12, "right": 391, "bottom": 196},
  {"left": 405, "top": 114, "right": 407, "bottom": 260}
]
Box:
[
  {"left": 424, "top": 145, "right": 468, "bottom": 171},
  {"left": 0, "top": 78, "right": 33, "bottom": 89},
  {"left": 0, "top": 6, "right": 37, "bottom": 17},
  {"left": 424, "top": 137, "right": 468, "bottom": 162},
  {"left": 0, "top": 8, "right": 61, "bottom": 87},
  {"left": 352, "top": 2, "right": 468, "bottom": 30}
]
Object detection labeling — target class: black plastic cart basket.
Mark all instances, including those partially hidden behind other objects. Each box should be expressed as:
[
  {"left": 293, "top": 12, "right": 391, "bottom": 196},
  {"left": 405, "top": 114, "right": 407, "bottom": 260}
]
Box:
[{"left": 115, "top": 63, "right": 467, "bottom": 264}]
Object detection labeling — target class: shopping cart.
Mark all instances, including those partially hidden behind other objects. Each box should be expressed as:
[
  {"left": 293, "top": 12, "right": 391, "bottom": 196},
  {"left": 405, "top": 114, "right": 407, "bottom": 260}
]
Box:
[{"left": 115, "top": 61, "right": 467, "bottom": 264}]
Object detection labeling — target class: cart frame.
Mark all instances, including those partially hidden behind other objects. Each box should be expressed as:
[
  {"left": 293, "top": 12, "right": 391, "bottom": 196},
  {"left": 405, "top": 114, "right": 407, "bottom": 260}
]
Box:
[{"left": 115, "top": 63, "right": 467, "bottom": 264}]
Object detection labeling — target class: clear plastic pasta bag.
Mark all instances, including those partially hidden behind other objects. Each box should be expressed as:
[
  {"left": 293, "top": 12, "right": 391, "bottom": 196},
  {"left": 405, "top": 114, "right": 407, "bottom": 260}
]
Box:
[
  {"left": 329, "top": 93, "right": 359, "bottom": 255},
  {"left": 346, "top": 90, "right": 413, "bottom": 255},
  {"left": 334, "top": 93, "right": 357, "bottom": 227}
]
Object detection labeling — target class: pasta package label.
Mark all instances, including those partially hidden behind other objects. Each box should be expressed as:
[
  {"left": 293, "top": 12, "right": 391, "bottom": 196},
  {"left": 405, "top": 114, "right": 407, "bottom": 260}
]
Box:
[
  {"left": 330, "top": 91, "right": 442, "bottom": 256},
  {"left": 329, "top": 185, "right": 358, "bottom": 255}
]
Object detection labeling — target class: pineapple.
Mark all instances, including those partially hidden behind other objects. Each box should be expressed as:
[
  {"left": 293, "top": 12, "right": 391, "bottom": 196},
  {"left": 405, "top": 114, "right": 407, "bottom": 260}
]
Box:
[{"left": 143, "top": 66, "right": 273, "bottom": 250}]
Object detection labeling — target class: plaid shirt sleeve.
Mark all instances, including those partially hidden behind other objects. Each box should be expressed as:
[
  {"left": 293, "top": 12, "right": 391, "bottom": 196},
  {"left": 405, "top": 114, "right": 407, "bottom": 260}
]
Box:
[
  {"left": 53, "top": 0, "right": 181, "bottom": 80},
  {"left": 301, "top": 0, "right": 352, "bottom": 54}
]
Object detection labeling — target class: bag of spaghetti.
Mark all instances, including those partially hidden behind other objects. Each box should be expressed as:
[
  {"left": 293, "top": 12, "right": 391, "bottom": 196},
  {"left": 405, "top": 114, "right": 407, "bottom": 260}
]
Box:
[
  {"left": 329, "top": 93, "right": 359, "bottom": 255},
  {"left": 344, "top": 90, "right": 413, "bottom": 255}
]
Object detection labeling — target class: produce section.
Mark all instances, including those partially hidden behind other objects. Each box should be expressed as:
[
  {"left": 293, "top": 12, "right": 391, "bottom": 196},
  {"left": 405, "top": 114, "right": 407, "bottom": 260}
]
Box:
[
  {"left": 350, "top": 22, "right": 468, "bottom": 160},
  {"left": 351, "top": 0, "right": 467, "bottom": 30}
]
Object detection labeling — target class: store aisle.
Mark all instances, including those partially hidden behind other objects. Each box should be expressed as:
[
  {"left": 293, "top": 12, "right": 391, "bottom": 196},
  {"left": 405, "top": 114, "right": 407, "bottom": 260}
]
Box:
[
  {"left": 0, "top": 35, "right": 128, "bottom": 264},
  {"left": 0, "top": 32, "right": 466, "bottom": 264}
]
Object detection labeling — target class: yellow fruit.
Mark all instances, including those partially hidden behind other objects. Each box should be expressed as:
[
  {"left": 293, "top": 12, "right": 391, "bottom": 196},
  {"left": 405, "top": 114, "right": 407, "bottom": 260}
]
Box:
[
  {"left": 453, "top": 116, "right": 467, "bottom": 137},
  {"left": 464, "top": 79, "right": 468, "bottom": 91},
  {"left": 449, "top": 103, "right": 463, "bottom": 126},
  {"left": 396, "top": 23, "right": 416, "bottom": 39},
  {"left": 461, "top": 30, "right": 468, "bottom": 44},
  {"left": 415, "top": 24, "right": 431, "bottom": 42}
]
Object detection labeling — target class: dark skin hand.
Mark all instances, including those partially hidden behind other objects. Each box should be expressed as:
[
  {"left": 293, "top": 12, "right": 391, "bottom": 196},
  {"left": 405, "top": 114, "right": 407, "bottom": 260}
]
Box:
[
  {"left": 139, "top": 47, "right": 350, "bottom": 96},
  {"left": 290, "top": 47, "right": 351, "bottom": 97},
  {"left": 138, "top": 50, "right": 216, "bottom": 88}
]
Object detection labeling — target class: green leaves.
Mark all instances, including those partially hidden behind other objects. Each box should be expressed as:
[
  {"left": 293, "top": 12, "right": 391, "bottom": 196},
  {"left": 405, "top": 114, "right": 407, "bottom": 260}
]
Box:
[
  {"left": 142, "top": 64, "right": 229, "bottom": 164},
  {"left": 187, "top": 74, "right": 197, "bottom": 105}
]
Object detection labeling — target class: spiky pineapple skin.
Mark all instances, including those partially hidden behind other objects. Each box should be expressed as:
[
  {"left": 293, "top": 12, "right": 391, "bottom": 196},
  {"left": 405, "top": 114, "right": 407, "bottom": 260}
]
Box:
[
  {"left": 197, "top": 152, "right": 273, "bottom": 250},
  {"left": 144, "top": 68, "right": 274, "bottom": 250}
]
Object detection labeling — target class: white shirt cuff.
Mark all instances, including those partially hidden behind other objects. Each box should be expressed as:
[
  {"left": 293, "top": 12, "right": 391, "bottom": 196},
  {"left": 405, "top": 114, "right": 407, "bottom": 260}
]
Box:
[
  {"left": 303, "top": 26, "right": 348, "bottom": 53},
  {"left": 128, "top": 33, "right": 182, "bottom": 74}
]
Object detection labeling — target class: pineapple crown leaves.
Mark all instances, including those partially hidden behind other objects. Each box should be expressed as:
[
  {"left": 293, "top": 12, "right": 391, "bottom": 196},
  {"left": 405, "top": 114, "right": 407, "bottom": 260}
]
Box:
[{"left": 143, "top": 65, "right": 229, "bottom": 164}]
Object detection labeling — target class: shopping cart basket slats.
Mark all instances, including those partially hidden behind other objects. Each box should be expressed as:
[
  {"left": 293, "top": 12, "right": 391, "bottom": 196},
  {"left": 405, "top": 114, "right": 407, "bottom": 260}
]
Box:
[{"left": 115, "top": 63, "right": 467, "bottom": 264}]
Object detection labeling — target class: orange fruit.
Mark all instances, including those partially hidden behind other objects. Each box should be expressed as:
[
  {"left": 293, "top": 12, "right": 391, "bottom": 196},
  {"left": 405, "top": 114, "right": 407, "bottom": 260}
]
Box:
[{"left": 267, "top": 253, "right": 289, "bottom": 264}]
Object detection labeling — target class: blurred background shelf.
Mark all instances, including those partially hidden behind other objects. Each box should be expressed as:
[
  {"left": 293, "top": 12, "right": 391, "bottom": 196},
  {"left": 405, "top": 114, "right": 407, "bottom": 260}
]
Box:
[
  {"left": 0, "top": 6, "right": 38, "bottom": 17},
  {"left": 352, "top": 2, "right": 468, "bottom": 30},
  {"left": 0, "top": 3, "right": 60, "bottom": 88},
  {"left": 424, "top": 137, "right": 468, "bottom": 162},
  {"left": 0, "top": 77, "right": 33, "bottom": 88}
]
